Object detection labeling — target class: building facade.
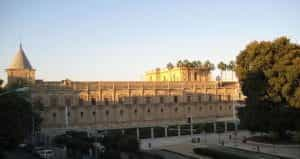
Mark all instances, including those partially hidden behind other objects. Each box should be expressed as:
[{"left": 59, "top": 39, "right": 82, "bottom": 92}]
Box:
[
  {"left": 144, "top": 67, "right": 211, "bottom": 82},
  {"left": 6, "top": 45, "right": 244, "bottom": 136}
]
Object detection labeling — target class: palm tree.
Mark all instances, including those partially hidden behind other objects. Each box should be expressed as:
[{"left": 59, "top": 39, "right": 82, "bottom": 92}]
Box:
[
  {"left": 218, "top": 62, "right": 227, "bottom": 80},
  {"left": 195, "top": 60, "right": 202, "bottom": 68},
  {"left": 166, "top": 62, "right": 174, "bottom": 70},
  {"left": 176, "top": 60, "right": 183, "bottom": 67},
  {"left": 183, "top": 59, "right": 190, "bottom": 67},
  {"left": 228, "top": 60, "right": 236, "bottom": 80}
]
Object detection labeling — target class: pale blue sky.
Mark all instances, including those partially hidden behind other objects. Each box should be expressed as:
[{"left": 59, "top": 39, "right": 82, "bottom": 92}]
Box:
[{"left": 1, "top": 0, "right": 300, "bottom": 82}]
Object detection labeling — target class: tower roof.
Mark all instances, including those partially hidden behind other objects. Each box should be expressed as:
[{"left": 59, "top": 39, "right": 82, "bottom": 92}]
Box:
[{"left": 8, "top": 44, "right": 33, "bottom": 69}]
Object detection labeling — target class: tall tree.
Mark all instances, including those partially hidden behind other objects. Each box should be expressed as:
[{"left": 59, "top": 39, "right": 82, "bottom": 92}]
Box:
[
  {"left": 236, "top": 37, "right": 300, "bottom": 136},
  {"left": 166, "top": 62, "right": 174, "bottom": 70}
]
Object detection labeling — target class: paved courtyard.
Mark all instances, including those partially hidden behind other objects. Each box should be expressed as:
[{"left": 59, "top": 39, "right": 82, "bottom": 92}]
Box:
[{"left": 140, "top": 131, "right": 300, "bottom": 159}]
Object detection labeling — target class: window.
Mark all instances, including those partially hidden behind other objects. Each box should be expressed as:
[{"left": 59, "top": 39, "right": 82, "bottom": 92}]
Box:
[
  {"left": 194, "top": 72, "right": 197, "bottom": 80},
  {"left": 92, "top": 111, "right": 96, "bottom": 116},
  {"left": 134, "top": 109, "right": 138, "bottom": 114},
  {"left": 65, "top": 97, "right": 72, "bottom": 106},
  {"left": 79, "top": 98, "right": 84, "bottom": 106},
  {"left": 119, "top": 97, "right": 123, "bottom": 104},
  {"left": 104, "top": 98, "right": 109, "bottom": 105},
  {"left": 91, "top": 98, "right": 96, "bottom": 105},
  {"left": 159, "top": 96, "right": 164, "bottom": 104},
  {"left": 161, "top": 108, "right": 164, "bottom": 113},
  {"left": 147, "top": 109, "right": 151, "bottom": 113},
  {"left": 174, "top": 107, "right": 178, "bottom": 112},
  {"left": 208, "top": 95, "right": 212, "bottom": 102},
  {"left": 50, "top": 96, "right": 58, "bottom": 106},
  {"left": 120, "top": 110, "right": 123, "bottom": 116},
  {"left": 219, "top": 106, "right": 222, "bottom": 111},
  {"left": 132, "top": 97, "right": 138, "bottom": 104},
  {"left": 187, "top": 96, "right": 191, "bottom": 103},
  {"left": 187, "top": 107, "right": 191, "bottom": 112},
  {"left": 145, "top": 97, "right": 151, "bottom": 104},
  {"left": 199, "top": 106, "right": 202, "bottom": 111},
  {"left": 218, "top": 95, "right": 222, "bottom": 102},
  {"left": 52, "top": 112, "right": 56, "bottom": 118},
  {"left": 227, "top": 95, "right": 231, "bottom": 102},
  {"left": 229, "top": 105, "right": 232, "bottom": 110},
  {"left": 174, "top": 96, "right": 178, "bottom": 103},
  {"left": 209, "top": 106, "right": 212, "bottom": 110},
  {"left": 67, "top": 112, "right": 70, "bottom": 117},
  {"left": 105, "top": 110, "right": 109, "bottom": 116},
  {"left": 198, "top": 95, "right": 202, "bottom": 102},
  {"left": 80, "top": 112, "right": 84, "bottom": 118}
]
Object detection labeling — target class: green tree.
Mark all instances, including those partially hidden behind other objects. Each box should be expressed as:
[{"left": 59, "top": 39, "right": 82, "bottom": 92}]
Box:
[
  {"left": 0, "top": 80, "right": 42, "bottom": 149},
  {"left": 236, "top": 37, "right": 300, "bottom": 137},
  {"left": 166, "top": 62, "right": 174, "bottom": 70}
]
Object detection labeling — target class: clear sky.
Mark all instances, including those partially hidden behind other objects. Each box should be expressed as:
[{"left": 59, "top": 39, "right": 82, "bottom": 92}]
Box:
[{"left": 1, "top": 0, "right": 300, "bottom": 82}]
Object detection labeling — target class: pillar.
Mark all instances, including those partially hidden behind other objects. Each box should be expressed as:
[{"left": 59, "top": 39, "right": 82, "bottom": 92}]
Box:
[
  {"left": 151, "top": 127, "right": 154, "bottom": 139},
  {"left": 121, "top": 129, "right": 125, "bottom": 135},
  {"left": 224, "top": 121, "right": 228, "bottom": 133},
  {"left": 136, "top": 128, "right": 140, "bottom": 139},
  {"left": 213, "top": 122, "right": 217, "bottom": 133},
  {"left": 164, "top": 127, "right": 168, "bottom": 137},
  {"left": 234, "top": 121, "right": 238, "bottom": 131},
  {"left": 190, "top": 124, "right": 193, "bottom": 136},
  {"left": 177, "top": 125, "right": 181, "bottom": 136}
]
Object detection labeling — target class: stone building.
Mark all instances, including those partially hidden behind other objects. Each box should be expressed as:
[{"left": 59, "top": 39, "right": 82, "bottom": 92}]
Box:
[
  {"left": 6, "top": 45, "right": 244, "bottom": 137},
  {"left": 144, "top": 66, "right": 211, "bottom": 82}
]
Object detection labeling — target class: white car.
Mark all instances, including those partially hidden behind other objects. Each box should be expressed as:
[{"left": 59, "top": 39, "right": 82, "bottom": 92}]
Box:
[{"left": 36, "top": 149, "right": 54, "bottom": 159}]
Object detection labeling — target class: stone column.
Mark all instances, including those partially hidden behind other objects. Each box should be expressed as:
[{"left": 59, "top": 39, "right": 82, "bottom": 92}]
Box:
[
  {"left": 224, "top": 121, "right": 228, "bottom": 133},
  {"left": 136, "top": 128, "right": 140, "bottom": 139},
  {"left": 164, "top": 127, "right": 168, "bottom": 137},
  {"left": 151, "top": 127, "right": 154, "bottom": 139},
  {"left": 190, "top": 124, "right": 193, "bottom": 136},
  {"left": 177, "top": 125, "right": 181, "bottom": 136},
  {"left": 234, "top": 121, "right": 238, "bottom": 131},
  {"left": 121, "top": 129, "right": 125, "bottom": 135},
  {"left": 213, "top": 122, "right": 217, "bottom": 133}
]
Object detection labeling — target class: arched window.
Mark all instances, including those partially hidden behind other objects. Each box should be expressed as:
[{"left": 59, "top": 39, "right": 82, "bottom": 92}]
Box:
[
  {"left": 147, "top": 109, "right": 151, "bottom": 113},
  {"left": 80, "top": 112, "right": 84, "bottom": 118},
  {"left": 174, "top": 107, "right": 178, "bottom": 112},
  {"left": 174, "top": 96, "right": 178, "bottom": 103},
  {"left": 52, "top": 112, "right": 56, "bottom": 119},
  {"left": 160, "top": 96, "right": 164, "bottom": 104},
  {"left": 145, "top": 97, "right": 151, "bottom": 104},
  {"left": 198, "top": 95, "right": 202, "bottom": 102},
  {"left": 50, "top": 96, "right": 58, "bottom": 106},
  {"left": 91, "top": 97, "right": 96, "bottom": 105},
  {"left": 92, "top": 111, "right": 96, "bottom": 116},
  {"left": 65, "top": 96, "right": 72, "bottom": 106},
  {"left": 105, "top": 110, "right": 109, "bottom": 116},
  {"left": 120, "top": 110, "right": 124, "bottom": 116},
  {"left": 161, "top": 108, "right": 164, "bottom": 113},
  {"left": 187, "top": 96, "right": 191, "bottom": 103},
  {"left": 134, "top": 109, "right": 138, "bottom": 115},
  {"left": 132, "top": 97, "right": 138, "bottom": 104}
]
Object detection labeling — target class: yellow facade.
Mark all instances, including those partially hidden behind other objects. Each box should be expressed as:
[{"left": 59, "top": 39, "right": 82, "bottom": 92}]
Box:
[{"left": 145, "top": 67, "right": 211, "bottom": 82}]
